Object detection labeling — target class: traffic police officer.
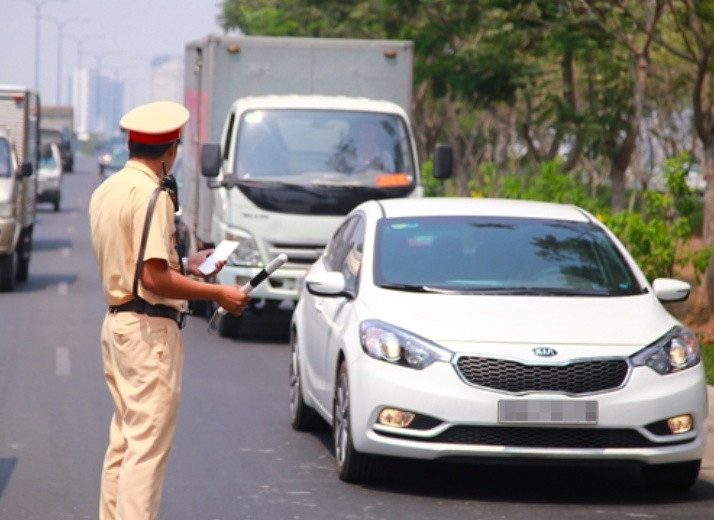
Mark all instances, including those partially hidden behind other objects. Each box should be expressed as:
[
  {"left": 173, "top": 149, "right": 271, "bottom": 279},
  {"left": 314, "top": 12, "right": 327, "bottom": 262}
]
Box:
[{"left": 88, "top": 101, "right": 249, "bottom": 520}]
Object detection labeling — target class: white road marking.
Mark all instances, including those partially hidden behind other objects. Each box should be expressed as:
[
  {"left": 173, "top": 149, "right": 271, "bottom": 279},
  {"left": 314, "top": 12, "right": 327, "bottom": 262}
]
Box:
[{"left": 56, "top": 347, "right": 70, "bottom": 376}]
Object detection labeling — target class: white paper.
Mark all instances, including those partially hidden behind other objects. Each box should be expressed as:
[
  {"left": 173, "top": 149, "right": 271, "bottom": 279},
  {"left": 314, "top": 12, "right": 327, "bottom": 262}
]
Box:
[{"left": 197, "top": 240, "right": 239, "bottom": 275}]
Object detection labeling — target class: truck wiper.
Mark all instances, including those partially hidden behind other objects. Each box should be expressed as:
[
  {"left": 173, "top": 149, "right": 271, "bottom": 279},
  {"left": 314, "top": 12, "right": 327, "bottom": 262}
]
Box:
[{"left": 235, "top": 178, "right": 326, "bottom": 195}]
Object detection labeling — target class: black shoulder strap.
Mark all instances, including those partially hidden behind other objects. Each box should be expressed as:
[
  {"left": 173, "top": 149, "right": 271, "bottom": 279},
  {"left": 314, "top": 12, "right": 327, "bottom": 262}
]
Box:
[{"left": 132, "top": 187, "right": 163, "bottom": 299}]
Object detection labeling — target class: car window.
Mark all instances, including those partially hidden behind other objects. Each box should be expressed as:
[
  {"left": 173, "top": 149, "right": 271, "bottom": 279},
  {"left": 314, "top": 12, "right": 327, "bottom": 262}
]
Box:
[
  {"left": 340, "top": 217, "right": 365, "bottom": 292},
  {"left": 323, "top": 216, "right": 359, "bottom": 271},
  {"left": 374, "top": 216, "right": 643, "bottom": 295}
]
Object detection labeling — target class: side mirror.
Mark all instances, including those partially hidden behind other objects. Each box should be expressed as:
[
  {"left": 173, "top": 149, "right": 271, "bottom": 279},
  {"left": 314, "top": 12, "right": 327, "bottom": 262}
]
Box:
[
  {"left": 432, "top": 143, "right": 453, "bottom": 180},
  {"left": 305, "top": 271, "right": 352, "bottom": 299},
  {"left": 200, "top": 143, "right": 222, "bottom": 178},
  {"left": 20, "top": 162, "right": 33, "bottom": 177},
  {"left": 652, "top": 278, "right": 691, "bottom": 303}
]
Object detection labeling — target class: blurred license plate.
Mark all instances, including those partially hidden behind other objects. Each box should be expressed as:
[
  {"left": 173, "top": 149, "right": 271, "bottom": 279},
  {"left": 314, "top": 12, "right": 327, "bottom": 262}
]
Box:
[{"left": 498, "top": 400, "right": 598, "bottom": 424}]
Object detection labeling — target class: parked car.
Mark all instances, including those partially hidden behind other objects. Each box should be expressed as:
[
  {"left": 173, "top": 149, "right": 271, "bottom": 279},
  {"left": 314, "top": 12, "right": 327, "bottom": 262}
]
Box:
[
  {"left": 289, "top": 197, "right": 707, "bottom": 490},
  {"left": 98, "top": 145, "right": 128, "bottom": 178},
  {"left": 37, "top": 142, "right": 62, "bottom": 211}
]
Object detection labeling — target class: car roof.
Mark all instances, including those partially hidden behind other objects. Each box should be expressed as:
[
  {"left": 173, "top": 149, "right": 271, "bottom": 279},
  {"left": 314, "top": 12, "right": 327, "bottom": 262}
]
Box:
[{"left": 361, "top": 197, "right": 595, "bottom": 223}]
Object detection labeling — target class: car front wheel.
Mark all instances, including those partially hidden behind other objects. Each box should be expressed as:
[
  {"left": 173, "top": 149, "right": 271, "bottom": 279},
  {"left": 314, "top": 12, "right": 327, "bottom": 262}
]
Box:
[
  {"left": 289, "top": 331, "right": 322, "bottom": 431},
  {"left": 333, "top": 360, "right": 375, "bottom": 482}
]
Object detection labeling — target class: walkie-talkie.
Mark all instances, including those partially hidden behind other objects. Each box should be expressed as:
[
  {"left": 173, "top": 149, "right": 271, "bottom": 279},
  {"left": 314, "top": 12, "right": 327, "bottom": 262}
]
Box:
[{"left": 161, "top": 162, "right": 179, "bottom": 211}]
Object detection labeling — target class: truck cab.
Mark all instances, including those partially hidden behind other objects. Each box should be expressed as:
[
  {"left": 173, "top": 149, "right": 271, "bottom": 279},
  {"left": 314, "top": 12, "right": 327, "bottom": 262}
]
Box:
[
  {"left": 199, "top": 95, "right": 421, "bottom": 309},
  {"left": 0, "top": 127, "right": 35, "bottom": 291}
]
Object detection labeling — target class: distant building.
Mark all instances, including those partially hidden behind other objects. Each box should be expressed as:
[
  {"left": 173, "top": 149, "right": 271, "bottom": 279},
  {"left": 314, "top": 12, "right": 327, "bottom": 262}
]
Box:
[
  {"left": 71, "top": 67, "right": 124, "bottom": 138},
  {"left": 149, "top": 55, "right": 183, "bottom": 103},
  {"left": 68, "top": 53, "right": 180, "bottom": 138}
]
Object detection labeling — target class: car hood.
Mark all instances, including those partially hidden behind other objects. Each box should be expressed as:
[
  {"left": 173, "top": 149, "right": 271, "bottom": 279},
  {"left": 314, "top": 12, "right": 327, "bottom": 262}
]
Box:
[{"left": 359, "top": 290, "right": 678, "bottom": 350}]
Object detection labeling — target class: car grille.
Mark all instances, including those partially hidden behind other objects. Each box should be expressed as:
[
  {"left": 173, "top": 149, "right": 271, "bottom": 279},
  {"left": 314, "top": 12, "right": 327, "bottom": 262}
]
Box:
[
  {"left": 455, "top": 356, "right": 629, "bottom": 395},
  {"left": 430, "top": 426, "right": 686, "bottom": 449}
]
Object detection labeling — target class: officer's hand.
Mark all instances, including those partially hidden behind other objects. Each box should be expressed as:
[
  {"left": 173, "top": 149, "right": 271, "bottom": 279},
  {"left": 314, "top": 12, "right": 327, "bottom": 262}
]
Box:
[
  {"left": 218, "top": 285, "right": 250, "bottom": 315},
  {"left": 186, "top": 249, "right": 227, "bottom": 277}
]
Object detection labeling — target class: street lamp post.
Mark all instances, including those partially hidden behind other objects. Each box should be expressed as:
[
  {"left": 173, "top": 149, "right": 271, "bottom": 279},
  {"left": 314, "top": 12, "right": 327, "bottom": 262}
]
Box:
[
  {"left": 21, "top": 0, "right": 67, "bottom": 93},
  {"left": 65, "top": 34, "right": 103, "bottom": 137},
  {"left": 66, "top": 33, "right": 103, "bottom": 71},
  {"left": 41, "top": 15, "right": 87, "bottom": 104}
]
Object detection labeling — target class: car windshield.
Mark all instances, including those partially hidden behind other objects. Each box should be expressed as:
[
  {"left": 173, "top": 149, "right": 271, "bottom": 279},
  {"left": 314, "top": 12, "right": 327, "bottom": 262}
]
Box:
[
  {"left": 374, "top": 216, "right": 643, "bottom": 296},
  {"left": 39, "top": 155, "right": 57, "bottom": 168},
  {"left": 0, "top": 138, "right": 11, "bottom": 177}
]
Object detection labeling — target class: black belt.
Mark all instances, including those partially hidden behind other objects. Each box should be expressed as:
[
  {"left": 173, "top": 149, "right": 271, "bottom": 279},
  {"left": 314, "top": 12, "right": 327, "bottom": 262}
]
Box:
[{"left": 109, "top": 299, "right": 186, "bottom": 328}]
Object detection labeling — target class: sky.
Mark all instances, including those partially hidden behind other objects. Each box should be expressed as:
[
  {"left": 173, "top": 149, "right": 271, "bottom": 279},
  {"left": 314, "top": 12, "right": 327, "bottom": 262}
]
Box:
[{"left": 0, "top": 0, "right": 234, "bottom": 108}]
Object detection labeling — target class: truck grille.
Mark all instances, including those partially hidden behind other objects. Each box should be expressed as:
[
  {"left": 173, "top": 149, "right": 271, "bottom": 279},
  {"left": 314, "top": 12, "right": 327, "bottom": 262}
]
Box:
[
  {"left": 455, "top": 356, "right": 629, "bottom": 395},
  {"left": 265, "top": 240, "right": 325, "bottom": 266}
]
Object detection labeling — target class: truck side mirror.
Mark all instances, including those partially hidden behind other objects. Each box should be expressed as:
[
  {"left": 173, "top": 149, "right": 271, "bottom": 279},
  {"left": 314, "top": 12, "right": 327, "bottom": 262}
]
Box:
[
  {"left": 432, "top": 143, "right": 453, "bottom": 180},
  {"left": 200, "top": 143, "right": 222, "bottom": 178},
  {"left": 20, "top": 162, "right": 33, "bottom": 177}
]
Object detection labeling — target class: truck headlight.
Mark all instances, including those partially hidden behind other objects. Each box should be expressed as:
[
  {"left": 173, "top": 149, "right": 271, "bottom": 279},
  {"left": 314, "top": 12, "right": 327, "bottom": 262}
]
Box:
[
  {"left": 360, "top": 319, "right": 453, "bottom": 370},
  {"left": 225, "top": 229, "right": 262, "bottom": 267},
  {"left": 631, "top": 326, "right": 700, "bottom": 375}
]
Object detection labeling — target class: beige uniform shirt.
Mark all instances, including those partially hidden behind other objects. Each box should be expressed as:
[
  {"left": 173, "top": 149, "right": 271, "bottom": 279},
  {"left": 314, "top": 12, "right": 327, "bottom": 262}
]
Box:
[{"left": 88, "top": 160, "right": 184, "bottom": 312}]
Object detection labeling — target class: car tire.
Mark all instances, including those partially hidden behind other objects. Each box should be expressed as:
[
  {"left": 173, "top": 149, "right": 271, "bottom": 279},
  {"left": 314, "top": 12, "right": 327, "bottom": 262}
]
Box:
[
  {"left": 53, "top": 194, "right": 61, "bottom": 212},
  {"left": 0, "top": 253, "right": 16, "bottom": 292},
  {"left": 15, "top": 229, "right": 31, "bottom": 282},
  {"left": 642, "top": 459, "right": 700, "bottom": 493},
  {"left": 289, "top": 331, "right": 323, "bottom": 431},
  {"left": 334, "top": 360, "right": 377, "bottom": 483}
]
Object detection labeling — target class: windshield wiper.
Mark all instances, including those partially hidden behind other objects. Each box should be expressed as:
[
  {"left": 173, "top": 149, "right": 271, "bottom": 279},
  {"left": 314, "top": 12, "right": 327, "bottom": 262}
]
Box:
[
  {"left": 460, "top": 286, "right": 615, "bottom": 296},
  {"left": 379, "top": 283, "right": 453, "bottom": 294},
  {"left": 236, "top": 178, "right": 326, "bottom": 195}
]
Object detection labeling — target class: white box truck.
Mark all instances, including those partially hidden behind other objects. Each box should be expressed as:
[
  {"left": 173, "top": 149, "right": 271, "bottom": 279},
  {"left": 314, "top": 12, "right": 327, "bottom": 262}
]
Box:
[
  {"left": 181, "top": 35, "right": 450, "bottom": 335},
  {"left": 0, "top": 85, "right": 40, "bottom": 291}
]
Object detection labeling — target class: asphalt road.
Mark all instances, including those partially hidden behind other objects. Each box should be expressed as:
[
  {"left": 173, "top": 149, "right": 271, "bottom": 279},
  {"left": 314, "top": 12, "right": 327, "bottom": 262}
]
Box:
[{"left": 1, "top": 153, "right": 714, "bottom": 519}]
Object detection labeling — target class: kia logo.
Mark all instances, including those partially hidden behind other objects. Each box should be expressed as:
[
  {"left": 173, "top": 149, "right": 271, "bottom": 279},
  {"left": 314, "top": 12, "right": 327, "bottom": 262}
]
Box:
[{"left": 533, "top": 347, "right": 557, "bottom": 357}]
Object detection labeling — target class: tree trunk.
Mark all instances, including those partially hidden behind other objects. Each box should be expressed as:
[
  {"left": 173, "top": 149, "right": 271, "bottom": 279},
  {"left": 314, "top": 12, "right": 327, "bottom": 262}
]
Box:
[
  {"left": 700, "top": 145, "right": 714, "bottom": 309},
  {"left": 610, "top": 162, "right": 628, "bottom": 212}
]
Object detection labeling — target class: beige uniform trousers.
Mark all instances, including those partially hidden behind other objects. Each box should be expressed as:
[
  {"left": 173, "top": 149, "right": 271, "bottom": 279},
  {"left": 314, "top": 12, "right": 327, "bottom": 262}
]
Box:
[{"left": 99, "top": 311, "right": 183, "bottom": 520}]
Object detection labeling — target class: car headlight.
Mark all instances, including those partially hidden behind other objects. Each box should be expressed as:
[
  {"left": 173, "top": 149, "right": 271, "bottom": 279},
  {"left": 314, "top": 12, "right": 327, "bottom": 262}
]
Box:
[
  {"left": 360, "top": 319, "right": 453, "bottom": 370},
  {"left": 225, "top": 228, "right": 262, "bottom": 267},
  {"left": 631, "top": 326, "right": 700, "bottom": 375}
]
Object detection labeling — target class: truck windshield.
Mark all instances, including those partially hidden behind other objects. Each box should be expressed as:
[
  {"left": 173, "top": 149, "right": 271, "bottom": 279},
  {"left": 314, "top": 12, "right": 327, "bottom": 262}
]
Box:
[
  {"left": 0, "top": 139, "right": 11, "bottom": 177},
  {"left": 232, "top": 109, "right": 417, "bottom": 215}
]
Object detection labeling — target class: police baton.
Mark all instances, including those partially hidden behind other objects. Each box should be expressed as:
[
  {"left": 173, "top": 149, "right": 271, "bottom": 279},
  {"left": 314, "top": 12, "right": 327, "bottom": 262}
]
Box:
[{"left": 208, "top": 253, "right": 288, "bottom": 335}]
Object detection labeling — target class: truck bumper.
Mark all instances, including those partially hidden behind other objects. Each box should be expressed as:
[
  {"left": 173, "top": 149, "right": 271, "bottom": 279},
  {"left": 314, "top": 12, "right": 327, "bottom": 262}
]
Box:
[
  {"left": 0, "top": 218, "right": 20, "bottom": 255},
  {"left": 216, "top": 264, "right": 307, "bottom": 301}
]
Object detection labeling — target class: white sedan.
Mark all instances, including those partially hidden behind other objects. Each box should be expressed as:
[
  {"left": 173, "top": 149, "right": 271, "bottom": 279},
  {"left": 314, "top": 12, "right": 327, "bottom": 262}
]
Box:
[{"left": 289, "top": 197, "right": 708, "bottom": 490}]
